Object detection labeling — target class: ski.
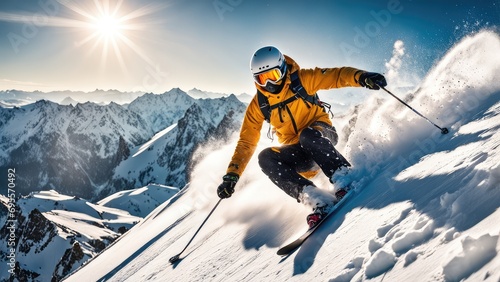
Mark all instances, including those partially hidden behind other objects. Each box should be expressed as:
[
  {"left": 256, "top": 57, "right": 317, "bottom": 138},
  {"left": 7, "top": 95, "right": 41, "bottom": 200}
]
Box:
[{"left": 276, "top": 189, "right": 355, "bottom": 256}]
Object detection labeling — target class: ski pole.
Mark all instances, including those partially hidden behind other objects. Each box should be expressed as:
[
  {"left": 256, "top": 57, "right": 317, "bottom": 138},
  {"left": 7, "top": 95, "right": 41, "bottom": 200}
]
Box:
[
  {"left": 169, "top": 198, "right": 223, "bottom": 264},
  {"left": 379, "top": 86, "right": 449, "bottom": 134}
]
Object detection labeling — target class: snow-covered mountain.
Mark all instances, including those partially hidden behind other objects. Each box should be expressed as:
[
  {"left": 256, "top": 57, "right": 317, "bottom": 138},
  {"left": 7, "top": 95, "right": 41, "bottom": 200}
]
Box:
[
  {"left": 187, "top": 88, "right": 253, "bottom": 104},
  {"left": 0, "top": 89, "right": 145, "bottom": 106},
  {"left": 111, "top": 94, "right": 245, "bottom": 193},
  {"left": 0, "top": 89, "right": 246, "bottom": 200},
  {"left": 127, "top": 88, "right": 196, "bottom": 133},
  {"left": 65, "top": 30, "right": 500, "bottom": 282},
  {"left": 0, "top": 99, "right": 152, "bottom": 199},
  {"left": 0, "top": 185, "right": 178, "bottom": 282},
  {"left": 60, "top": 97, "right": 80, "bottom": 106},
  {"left": 187, "top": 88, "right": 228, "bottom": 99}
]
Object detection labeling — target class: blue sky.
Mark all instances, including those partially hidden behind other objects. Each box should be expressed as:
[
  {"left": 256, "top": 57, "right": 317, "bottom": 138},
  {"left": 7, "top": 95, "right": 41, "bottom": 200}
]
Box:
[{"left": 0, "top": 0, "right": 498, "bottom": 95}]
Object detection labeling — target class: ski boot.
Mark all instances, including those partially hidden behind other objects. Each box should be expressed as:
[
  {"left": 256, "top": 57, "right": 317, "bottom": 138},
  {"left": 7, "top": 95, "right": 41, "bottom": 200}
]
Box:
[
  {"left": 306, "top": 203, "right": 333, "bottom": 228},
  {"left": 334, "top": 188, "right": 348, "bottom": 201},
  {"left": 299, "top": 185, "right": 336, "bottom": 228}
]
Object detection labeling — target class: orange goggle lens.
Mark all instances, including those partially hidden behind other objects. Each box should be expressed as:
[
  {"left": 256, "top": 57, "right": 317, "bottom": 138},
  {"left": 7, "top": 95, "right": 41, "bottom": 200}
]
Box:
[{"left": 254, "top": 68, "right": 282, "bottom": 86}]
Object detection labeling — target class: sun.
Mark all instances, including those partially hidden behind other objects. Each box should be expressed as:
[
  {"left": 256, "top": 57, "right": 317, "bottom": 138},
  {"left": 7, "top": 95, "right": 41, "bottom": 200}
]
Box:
[{"left": 92, "top": 14, "right": 123, "bottom": 38}]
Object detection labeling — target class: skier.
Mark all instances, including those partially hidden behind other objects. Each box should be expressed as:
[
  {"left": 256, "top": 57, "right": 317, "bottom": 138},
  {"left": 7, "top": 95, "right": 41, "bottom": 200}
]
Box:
[{"left": 217, "top": 46, "right": 386, "bottom": 228}]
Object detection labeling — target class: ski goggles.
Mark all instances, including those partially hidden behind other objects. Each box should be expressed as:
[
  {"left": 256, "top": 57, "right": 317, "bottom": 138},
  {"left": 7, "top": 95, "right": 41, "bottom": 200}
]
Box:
[{"left": 253, "top": 63, "right": 287, "bottom": 87}]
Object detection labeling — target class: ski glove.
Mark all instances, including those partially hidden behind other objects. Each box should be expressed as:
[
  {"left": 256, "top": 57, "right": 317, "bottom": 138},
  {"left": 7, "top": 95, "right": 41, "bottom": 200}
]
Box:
[
  {"left": 217, "top": 173, "right": 239, "bottom": 199},
  {"left": 358, "top": 72, "right": 387, "bottom": 90}
]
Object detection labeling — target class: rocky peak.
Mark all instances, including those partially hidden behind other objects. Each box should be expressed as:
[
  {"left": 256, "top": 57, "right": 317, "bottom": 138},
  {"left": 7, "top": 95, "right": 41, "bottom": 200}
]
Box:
[{"left": 17, "top": 209, "right": 57, "bottom": 254}]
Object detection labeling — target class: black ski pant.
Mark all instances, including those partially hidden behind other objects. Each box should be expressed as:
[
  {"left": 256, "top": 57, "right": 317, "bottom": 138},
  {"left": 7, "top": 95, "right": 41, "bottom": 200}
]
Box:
[{"left": 258, "top": 122, "right": 350, "bottom": 201}]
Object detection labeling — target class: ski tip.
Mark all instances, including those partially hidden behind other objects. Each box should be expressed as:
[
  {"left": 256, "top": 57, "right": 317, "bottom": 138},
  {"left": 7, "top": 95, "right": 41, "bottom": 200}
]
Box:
[
  {"left": 169, "top": 254, "right": 180, "bottom": 264},
  {"left": 276, "top": 249, "right": 288, "bottom": 256},
  {"left": 277, "top": 244, "right": 300, "bottom": 256}
]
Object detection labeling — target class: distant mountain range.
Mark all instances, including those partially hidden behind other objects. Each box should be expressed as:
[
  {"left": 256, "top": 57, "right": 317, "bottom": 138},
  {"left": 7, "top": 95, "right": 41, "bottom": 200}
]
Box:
[
  {"left": 0, "top": 88, "right": 253, "bottom": 108},
  {"left": 0, "top": 88, "right": 247, "bottom": 200}
]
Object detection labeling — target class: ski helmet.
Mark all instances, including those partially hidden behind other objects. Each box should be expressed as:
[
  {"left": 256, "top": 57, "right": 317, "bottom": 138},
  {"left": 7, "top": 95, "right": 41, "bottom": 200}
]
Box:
[{"left": 250, "top": 46, "right": 287, "bottom": 93}]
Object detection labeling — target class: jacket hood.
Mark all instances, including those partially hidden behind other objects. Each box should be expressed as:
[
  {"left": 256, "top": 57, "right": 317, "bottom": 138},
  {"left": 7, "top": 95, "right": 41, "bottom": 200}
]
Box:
[{"left": 283, "top": 54, "right": 300, "bottom": 73}]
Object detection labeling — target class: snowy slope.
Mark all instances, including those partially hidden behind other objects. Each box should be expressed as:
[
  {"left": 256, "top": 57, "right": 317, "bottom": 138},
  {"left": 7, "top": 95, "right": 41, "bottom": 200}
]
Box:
[
  {"left": 66, "top": 30, "right": 500, "bottom": 282},
  {"left": 0, "top": 190, "right": 141, "bottom": 282},
  {"left": 0, "top": 184, "right": 181, "bottom": 281},
  {"left": 98, "top": 184, "right": 180, "bottom": 218},
  {"left": 112, "top": 124, "right": 179, "bottom": 188}
]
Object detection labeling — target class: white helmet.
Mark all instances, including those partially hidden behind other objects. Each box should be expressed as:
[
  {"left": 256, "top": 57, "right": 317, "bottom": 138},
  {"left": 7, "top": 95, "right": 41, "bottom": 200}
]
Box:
[{"left": 250, "top": 46, "right": 287, "bottom": 93}]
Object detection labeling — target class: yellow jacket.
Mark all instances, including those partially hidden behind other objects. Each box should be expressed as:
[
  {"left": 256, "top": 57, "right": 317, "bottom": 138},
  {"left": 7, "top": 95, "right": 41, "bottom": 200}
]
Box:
[{"left": 226, "top": 55, "right": 363, "bottom": 176}]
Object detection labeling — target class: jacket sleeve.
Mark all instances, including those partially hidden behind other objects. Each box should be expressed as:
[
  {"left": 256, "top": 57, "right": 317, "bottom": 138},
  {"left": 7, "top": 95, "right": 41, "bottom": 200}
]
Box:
[
  {"left": 301, "top": 67, "right": 364, "bottom": 93},
  {"left": 226, "top": 96, "right": 264, "bottom": 176}
]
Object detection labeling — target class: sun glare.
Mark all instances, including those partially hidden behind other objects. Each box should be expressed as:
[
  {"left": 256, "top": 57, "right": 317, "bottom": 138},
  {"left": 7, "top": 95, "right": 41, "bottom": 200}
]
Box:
[{"left": 58, "top": 0, "right": 165, "bottom": 72}]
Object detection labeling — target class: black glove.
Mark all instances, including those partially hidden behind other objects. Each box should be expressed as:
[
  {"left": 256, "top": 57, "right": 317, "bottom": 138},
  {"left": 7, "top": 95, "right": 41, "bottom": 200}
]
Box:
[
  {"left": 358, "top": 72, "right": 387, "bottom": 90},
  {"left": 217, "top": 173, "right": 239, "bottom": 199}
]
